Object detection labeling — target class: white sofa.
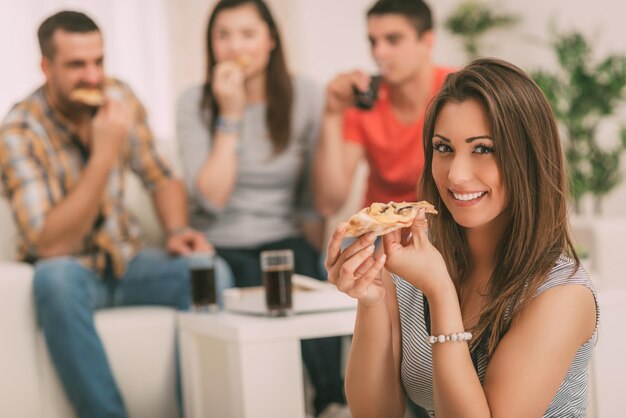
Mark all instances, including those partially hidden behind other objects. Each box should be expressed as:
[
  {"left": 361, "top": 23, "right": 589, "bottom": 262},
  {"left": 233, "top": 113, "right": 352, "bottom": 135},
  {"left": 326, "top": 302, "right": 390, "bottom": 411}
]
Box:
[{"left": 0, "top": 171, "right": 180, "bottom": 418}]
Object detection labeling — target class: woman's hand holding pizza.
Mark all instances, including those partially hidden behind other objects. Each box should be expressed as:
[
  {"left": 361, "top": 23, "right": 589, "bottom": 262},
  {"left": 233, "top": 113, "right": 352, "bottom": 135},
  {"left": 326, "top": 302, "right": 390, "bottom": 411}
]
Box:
[
  {"left": 325, "top": 224, "right": 387, "bottom": 307},
  {"left": 382, "top": 209, "right": 452, "bottom": 298},
  {"left": 329, "top": 200, "right": 448, "bottom": 302}
]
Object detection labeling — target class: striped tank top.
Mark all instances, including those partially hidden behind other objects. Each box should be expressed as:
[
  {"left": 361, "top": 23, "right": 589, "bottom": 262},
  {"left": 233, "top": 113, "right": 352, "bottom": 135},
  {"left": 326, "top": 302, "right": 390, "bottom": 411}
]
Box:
[{"left": 392, "top": 255, "right": 599, "bottom": 417}]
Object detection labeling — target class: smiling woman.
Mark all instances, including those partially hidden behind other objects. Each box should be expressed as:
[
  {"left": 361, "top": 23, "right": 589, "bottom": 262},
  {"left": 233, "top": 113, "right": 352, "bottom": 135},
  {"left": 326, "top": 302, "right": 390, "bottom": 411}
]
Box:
[{"left": 326, "top": 57, "right": 598, "bottom": 418}]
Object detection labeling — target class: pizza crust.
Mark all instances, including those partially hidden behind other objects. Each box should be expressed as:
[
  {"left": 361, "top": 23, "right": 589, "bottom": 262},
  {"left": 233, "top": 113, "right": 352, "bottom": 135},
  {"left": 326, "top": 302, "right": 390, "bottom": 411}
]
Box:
[
  {"left": 69, "top": 88, "right": 105, "bottom": 107},
  {"left": 345, "top": 201, "right": 437, "bottom": 237}
]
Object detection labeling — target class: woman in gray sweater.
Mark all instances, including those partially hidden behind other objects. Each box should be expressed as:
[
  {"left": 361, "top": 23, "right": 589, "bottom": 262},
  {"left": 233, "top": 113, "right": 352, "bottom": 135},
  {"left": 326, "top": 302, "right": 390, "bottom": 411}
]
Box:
[{"left": 176, "top": 1, "right": 347, "bottom": 416}]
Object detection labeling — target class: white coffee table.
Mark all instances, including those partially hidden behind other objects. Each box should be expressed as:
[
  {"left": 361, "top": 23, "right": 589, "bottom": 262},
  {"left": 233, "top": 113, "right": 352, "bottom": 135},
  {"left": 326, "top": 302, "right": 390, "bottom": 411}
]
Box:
[{"left": 178, "top": 308, "right": 357, "bottom": 418}]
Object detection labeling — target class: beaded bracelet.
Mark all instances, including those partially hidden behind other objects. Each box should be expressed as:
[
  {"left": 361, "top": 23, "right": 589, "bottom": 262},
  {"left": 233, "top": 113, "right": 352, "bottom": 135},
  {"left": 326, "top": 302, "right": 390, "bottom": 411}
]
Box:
[
  {"left": 216, "top": 115, "right": 243, "bottom": 134},
  {"left": 426, "top": 332, "right": 472, "bottom": 345}
]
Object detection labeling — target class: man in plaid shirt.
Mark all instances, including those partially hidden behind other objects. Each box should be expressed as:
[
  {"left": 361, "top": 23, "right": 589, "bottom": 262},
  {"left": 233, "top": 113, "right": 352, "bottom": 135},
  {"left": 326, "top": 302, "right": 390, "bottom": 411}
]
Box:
[{"left": 0, "top": 11, "right": 232, "bottom": 418}]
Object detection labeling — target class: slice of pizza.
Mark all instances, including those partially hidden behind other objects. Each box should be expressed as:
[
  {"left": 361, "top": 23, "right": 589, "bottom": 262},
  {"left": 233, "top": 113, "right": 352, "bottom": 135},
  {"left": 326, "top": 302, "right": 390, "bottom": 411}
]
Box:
[
  {"left": 69, "top": 88, "right": 105, "bottom": 107},
  {"left": 345, "top": 201, "right": 437, "bottom": 237},
  {"left": 236, "top": 55, "right": 251, "bottom": 68}
]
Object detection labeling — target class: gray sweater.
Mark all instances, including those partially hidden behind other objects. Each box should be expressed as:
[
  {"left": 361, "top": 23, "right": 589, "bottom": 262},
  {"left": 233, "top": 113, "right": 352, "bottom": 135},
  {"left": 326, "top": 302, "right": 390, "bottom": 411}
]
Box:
[{"left": 176, "top": 76, "right": 322, "bottom": 248}]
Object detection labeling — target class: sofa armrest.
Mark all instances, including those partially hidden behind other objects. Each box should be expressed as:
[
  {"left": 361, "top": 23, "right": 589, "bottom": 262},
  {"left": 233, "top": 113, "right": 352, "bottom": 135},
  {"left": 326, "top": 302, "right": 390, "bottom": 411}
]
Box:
[{"left": 0, "top": 262, "right": 41, "bottom": 418}]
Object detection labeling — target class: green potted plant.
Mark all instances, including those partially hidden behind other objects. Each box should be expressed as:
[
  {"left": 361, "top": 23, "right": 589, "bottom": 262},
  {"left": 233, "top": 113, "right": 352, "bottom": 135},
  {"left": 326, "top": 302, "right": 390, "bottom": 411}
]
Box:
[
  {"left": 532, "top": 30, "right": 626, "bottom": 214},
  {"left": 445, "top": 0, "right": 520, "bottom": 61}
]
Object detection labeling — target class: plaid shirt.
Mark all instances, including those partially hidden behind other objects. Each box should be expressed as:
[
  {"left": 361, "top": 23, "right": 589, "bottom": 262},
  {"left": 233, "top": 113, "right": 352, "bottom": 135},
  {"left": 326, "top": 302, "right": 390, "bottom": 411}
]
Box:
[{"left": 0, "top": 79, "right": 173, "bottom": 277}]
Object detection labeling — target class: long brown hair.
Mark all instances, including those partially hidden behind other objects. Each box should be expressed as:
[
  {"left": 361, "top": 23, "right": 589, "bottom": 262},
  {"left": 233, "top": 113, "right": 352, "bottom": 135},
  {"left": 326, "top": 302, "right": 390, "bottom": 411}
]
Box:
[
  {"left": 420, "top": 58, "right": 579, "bottom": 357},
  {"left": 201, "top": 0, "right": 293, "bottom": 153}
]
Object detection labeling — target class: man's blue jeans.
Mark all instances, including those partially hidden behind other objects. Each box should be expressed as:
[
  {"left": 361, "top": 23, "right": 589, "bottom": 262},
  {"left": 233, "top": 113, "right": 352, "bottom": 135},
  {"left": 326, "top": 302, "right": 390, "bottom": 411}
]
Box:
[{"left": 33, "top": 249, "right": 233, "bottom": 418}]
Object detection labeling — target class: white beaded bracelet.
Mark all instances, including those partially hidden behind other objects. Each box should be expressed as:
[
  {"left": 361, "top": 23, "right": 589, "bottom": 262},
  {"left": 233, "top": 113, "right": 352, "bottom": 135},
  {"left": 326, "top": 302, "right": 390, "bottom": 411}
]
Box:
[{"left": 426, "top": 332, "right": 472, "bottom": 345}]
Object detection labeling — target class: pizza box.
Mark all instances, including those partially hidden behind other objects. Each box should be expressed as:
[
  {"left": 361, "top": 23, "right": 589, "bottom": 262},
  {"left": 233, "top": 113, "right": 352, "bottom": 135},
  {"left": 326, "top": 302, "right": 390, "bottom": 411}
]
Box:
[{"left": 223, "top": 274, "right": 357, "bottom": 315}]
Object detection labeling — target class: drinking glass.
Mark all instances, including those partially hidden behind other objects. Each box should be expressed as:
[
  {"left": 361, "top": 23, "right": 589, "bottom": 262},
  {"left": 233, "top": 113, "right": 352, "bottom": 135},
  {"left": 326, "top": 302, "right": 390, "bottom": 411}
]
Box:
[
  {"left": 260, "top": 249, "right": 294, "bottom": 317},
  {"left": 186, "top": 252, "right": 218, "bottom": 313}
]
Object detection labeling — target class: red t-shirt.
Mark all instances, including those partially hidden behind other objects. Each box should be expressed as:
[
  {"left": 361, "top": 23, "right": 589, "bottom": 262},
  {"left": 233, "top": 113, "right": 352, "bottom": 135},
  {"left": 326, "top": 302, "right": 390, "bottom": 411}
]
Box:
[{"left": 343, "top": 66, "right": 455, "bottom": 206}]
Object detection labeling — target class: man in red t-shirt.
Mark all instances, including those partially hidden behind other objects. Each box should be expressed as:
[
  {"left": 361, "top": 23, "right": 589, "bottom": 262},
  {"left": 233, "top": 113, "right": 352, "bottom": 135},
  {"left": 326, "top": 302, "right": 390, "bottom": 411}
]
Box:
[{"left": 314, "top": 0, "right": 455, "bottom": 215}]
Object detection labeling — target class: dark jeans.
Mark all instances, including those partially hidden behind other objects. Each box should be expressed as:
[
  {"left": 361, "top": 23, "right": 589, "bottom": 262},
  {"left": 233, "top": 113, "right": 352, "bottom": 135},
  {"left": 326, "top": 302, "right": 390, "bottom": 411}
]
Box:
[{"left": 217, "top": 236, "right": 346, "bottom": 415}]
